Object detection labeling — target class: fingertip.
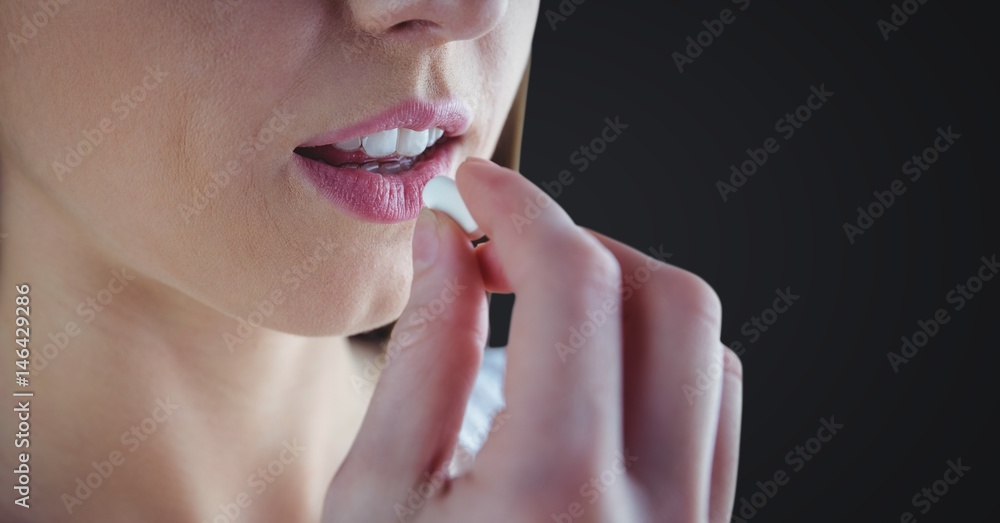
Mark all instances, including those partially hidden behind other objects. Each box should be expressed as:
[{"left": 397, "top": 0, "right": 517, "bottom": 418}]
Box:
[
  {"left": 455, "top": 156, "right": 510, "bottom": 195},
  {"left": 459, "top": 156, "right": 508, "bottom": 172},
  {"left": 461, "top": 156, "right": 496, "bottom": 167}
]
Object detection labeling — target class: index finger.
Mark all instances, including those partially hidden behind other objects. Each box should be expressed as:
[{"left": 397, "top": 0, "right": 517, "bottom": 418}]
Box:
[{"left": 455, "top": 158, "right": 624, "bottom": 473}]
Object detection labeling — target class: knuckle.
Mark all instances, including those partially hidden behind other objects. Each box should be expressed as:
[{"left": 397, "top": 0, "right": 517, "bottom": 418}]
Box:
[
  {"left": 542, "top": 233, "right": 622, "bottom": 291},
  {"left": 505, "top": 452, "right": 604, "bottom": 510},
  {"left": 658, "top": 269, "right": 723, "bottom": 330},
  {"left": 722, "top": 345, "right": 744, "bottom": 381}
]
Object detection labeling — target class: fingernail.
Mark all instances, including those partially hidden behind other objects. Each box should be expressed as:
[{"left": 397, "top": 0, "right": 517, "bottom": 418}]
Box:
[
  {"left": 460, "top": 157, "right": 501, "bottom": 176},
  {"left": 412, "top": 208, "right": 441, "bottom": 273},
  {"left": 463, "top": 156, "right": 493, "bottom": 166}
]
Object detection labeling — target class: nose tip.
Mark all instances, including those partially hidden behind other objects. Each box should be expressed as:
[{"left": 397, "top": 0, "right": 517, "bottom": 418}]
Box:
[{"left": 348, "top": 0, "right": 509, "bottom": 44}]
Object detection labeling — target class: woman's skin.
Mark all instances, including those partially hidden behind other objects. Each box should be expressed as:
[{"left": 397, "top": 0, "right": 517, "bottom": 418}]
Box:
[{"left": 0, "top": 1, "right": 742, "bottom": 522}]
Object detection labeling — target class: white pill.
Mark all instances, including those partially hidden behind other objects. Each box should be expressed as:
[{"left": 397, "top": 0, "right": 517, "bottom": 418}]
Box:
[{"left": 421, "top": 176, "right": 480, "bottom": 235}]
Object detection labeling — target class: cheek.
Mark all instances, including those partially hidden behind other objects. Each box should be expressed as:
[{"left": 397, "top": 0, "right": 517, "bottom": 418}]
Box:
[
  {"left": 0, "top": 3, "right": 307, "bottom": 248},
  {"left": 0, "top": 2, "right": 398, "bottom": 334},
  {"left": 466, "top": 9, "right": 536, "bottom": 158}
]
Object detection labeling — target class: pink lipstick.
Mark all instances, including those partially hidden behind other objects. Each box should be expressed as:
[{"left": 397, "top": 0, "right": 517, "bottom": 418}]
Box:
[{"left": 293, "top": 99, "right": 471, "bottom": 223}]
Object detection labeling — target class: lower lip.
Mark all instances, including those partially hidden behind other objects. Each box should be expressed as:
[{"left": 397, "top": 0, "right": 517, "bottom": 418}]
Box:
[{"left": 293, "top": 140, "right": 457, "bottom": 223}]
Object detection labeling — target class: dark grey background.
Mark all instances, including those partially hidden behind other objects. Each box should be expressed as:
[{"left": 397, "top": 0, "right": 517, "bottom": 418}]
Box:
[{"left": 488, "top": 1, "right": 996, "bottom": 521}]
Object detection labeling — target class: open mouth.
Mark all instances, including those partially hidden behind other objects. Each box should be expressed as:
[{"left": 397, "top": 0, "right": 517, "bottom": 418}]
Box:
[
  {"left": 290, "top": 98, "right": 472, "bottom": 223},
  {"left": 294, "top": 126, "right": 449, "bottom": 176}
]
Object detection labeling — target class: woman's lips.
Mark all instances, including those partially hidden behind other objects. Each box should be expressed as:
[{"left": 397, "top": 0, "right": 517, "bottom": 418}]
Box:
[
  {"left": 293, "top": 138, "right": 459, "bottom": 223},
  {"left": 292, "top": 99, "right": 470, "bottom": 223}
]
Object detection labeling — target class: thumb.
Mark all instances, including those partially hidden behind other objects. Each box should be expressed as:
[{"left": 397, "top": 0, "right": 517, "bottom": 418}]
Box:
[{"left": 326, "top": 208, "right": 488, "bottom": 519}]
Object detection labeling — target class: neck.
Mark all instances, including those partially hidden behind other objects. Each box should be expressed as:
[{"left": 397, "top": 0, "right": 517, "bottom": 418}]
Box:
[{"left": 1, "top": 168, "right": 375, "bottom": 522}]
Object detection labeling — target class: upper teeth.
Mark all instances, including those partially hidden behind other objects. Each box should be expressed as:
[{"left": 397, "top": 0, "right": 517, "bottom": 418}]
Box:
[{"left": 334, "top": 127, "right": 446, "bottom": 158}]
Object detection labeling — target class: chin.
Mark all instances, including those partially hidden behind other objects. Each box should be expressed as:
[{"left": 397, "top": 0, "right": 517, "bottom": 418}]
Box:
[{"left": 223, "top": 258, "right": 413, "bottom": 339}]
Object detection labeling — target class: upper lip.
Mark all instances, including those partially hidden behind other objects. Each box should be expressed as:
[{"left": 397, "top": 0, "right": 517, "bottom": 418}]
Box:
[{"left": 297, "top": 98, "right": 473, "bottom": 148}]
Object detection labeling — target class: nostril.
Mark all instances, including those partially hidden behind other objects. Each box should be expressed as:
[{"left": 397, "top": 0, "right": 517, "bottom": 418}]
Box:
[
  {"left": 349, "top": 0, "right": 506, "bottom": 43},
  {"left": 388, "top": 19, "right": 440, "bottom": 34}
]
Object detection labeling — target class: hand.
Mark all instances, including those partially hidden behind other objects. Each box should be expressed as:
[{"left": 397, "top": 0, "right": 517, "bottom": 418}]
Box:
[{"left": 323, "top": 158, "right": 743, "bottom": 522}]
